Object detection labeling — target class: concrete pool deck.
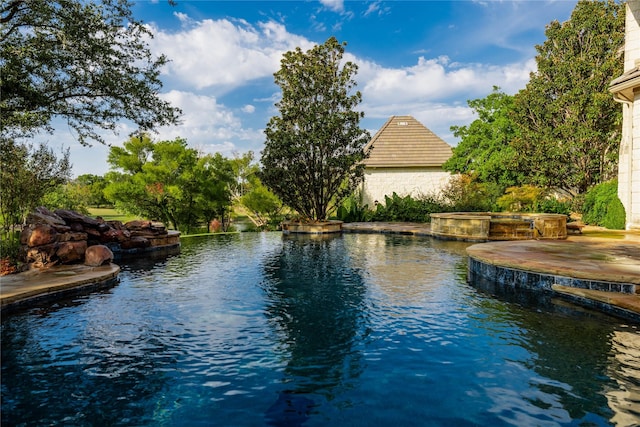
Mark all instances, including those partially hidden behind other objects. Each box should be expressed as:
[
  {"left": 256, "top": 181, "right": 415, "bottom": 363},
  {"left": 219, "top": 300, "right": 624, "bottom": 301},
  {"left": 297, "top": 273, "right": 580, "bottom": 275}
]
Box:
[{"left": 1, "top": 223, "right": 639, "bottom": 321}]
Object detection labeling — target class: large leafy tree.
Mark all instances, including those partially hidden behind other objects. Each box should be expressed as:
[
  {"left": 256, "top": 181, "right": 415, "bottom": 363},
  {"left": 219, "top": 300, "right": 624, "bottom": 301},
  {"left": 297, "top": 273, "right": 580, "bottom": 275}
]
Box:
[
  {"left": 104, "top": 135, "right": 234, "bottom": 232},
  {"left": 0, "top": 138, "right": 71, "bottom": 234},
  {"left": 1, "top": 0, "right": 181, "bottom": 145},
  {"left": 260, "top": 37, "right": 371, "bottom": 221},
  {"left": 512, "top": 0, "right": 624, "bottom": 195},
  {"left": 443, "top": 87, "right": 522, "bottom": 192},
  {"left": 191, "top": 153, "right": 234, "bottom": 233}
]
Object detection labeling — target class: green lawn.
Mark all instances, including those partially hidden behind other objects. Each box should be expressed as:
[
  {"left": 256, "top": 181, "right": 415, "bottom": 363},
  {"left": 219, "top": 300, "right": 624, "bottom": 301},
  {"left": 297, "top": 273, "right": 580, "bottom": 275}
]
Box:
[{"left": 87, "top": 208, "right": 141, "bottom": 223}]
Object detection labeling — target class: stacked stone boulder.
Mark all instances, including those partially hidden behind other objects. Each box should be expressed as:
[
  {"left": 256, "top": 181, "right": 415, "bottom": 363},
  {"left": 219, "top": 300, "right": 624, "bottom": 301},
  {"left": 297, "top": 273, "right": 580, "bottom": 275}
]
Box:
[{"left": 19, "top": 207, "right": 173, "bottom": 269}]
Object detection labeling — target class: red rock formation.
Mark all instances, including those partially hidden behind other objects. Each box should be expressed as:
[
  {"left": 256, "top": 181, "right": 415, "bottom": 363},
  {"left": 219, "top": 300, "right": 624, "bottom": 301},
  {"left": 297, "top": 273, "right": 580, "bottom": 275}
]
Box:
[
  {"left": 84, "top": 245, "right": 114, "bottom": 267},
  {"left": 19, "top": 207, "right": 175, "bottom": 270}
]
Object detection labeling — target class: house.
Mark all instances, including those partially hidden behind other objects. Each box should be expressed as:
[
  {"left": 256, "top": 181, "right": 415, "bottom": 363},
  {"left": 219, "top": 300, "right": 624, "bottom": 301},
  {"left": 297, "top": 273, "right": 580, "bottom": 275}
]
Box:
[
  {"left": 610, "top": 0, "right": 640, "bottom": 230},
  {"left": 360, "top": 115, "right": 453, "bottom": 207}
]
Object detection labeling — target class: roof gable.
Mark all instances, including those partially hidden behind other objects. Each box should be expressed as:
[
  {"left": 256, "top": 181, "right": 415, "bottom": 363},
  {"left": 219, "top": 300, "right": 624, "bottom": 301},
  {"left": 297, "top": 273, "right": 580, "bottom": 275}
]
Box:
[{"left": 364, "top": 115, "right": 452, "bottom": 167}]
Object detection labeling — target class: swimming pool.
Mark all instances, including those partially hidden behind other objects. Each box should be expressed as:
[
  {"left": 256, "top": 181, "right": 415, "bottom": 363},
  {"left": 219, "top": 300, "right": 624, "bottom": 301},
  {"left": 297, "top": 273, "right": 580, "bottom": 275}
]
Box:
[{"left": 2, "top": 233, "right": 639, "bottom": 426}]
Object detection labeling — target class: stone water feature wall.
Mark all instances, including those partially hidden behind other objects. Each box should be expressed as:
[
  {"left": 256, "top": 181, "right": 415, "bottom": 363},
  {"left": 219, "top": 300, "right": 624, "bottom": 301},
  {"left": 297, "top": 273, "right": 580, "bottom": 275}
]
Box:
[{"left": 19, "top": 207, "right": 180, "bottom": 269}]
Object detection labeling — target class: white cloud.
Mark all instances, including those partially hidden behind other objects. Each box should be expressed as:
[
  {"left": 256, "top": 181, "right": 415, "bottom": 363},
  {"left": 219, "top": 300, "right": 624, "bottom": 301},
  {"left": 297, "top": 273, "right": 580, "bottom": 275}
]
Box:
[
  {"left": 319, "top": 0, "right": 344, "bottom": 13},
  {"left": 358, "top": 55, "right": 535, "bottom": 106},
  {"left": 144, "top": 15, "right": 538, "bottom": 155},
  {"left": 155, "top": 90, "right": 244, "bottom": 145},
  {"left": 147, "top": 18, "right": 313, "bottom": 92},
  {"left": 363, "top": 2, "right": 379, "bottom": 17}
]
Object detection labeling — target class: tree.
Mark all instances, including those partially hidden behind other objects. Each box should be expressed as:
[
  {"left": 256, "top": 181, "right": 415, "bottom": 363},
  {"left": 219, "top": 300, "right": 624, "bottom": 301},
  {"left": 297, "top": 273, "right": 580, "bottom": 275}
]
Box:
[
  {"left": 104, "top": 135, "right": 234, "bottom": 232},
  {"left": 511, "top": 0, "right": 624, "bottom": 195},
  {"left": 260, "top": 37, "right": 371, "bottom": 221},
  {"left": 0, "top": 137, "right": 71, "bottom": 234},
  {"left": 41, "top": 182, "right": 91, "bottom": 213},
  {"left": 230, "top": 152, "right": 282, "bottom": 229},
  {"left": 75, "top": 174, "right": 110, "bottom": 207},
  {"left": 105, "top": 135, "right": 195, "bottom": 230},
  {"left": 443, "top": 87, "right": 522, "bottom": 192},
  {"left": 1, "top": 0, "right": 181, "bottom": 145},
  {"left": 192, "top": 153, "right": 234, "bottom": 233}
]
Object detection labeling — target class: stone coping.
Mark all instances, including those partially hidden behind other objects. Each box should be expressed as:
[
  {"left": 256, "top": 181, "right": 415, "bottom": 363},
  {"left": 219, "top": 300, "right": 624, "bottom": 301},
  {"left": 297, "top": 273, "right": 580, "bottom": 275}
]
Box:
[
  {"left": 466, "top": 237, "right": 640, "bottom": 321},
  {"left": 1, "top": 263, "right": 120, "bottom": 315},
  {"left": 552, "top": 285, "right": 640, "bottom": 322},
  {"left": 281, "top": 220, "right": 343, "bottom": 234},
  {"left": 430, "top": 212, "right": 567, "bottom": 241},
  {"left": 342, "top": 221, "right": 432, "bottom": 236},
  {"left": 430, "top": 212, "right": 567, "bottom": 220},
  {"left": 466, "top": 239, "right": 640, "bottom": 285}
]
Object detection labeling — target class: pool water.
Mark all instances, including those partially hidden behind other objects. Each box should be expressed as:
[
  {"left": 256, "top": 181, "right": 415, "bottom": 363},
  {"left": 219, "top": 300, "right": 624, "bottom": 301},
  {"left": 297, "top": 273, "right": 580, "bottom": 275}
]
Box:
[{"left": 2, "top": 233, "right": 640, "bottom": 426}]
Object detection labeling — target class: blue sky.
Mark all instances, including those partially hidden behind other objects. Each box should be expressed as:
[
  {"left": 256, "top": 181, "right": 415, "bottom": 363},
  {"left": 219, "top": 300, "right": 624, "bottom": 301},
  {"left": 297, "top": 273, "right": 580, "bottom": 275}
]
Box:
[{"left": 44, "top": 0, "right": 579, "bottom": 176}]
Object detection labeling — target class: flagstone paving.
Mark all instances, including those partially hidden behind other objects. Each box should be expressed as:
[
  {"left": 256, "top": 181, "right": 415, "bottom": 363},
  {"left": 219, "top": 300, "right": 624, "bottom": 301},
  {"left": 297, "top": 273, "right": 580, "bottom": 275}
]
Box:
[{"left": 1, "top": 263, "right": 120, "bottom": 314}]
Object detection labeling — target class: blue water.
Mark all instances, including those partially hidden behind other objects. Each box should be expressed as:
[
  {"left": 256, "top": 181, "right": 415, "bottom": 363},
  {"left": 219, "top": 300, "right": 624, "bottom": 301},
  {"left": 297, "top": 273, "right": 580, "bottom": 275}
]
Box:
[{"left": 2, "top": 233, "right": 640, "bottom": 426}]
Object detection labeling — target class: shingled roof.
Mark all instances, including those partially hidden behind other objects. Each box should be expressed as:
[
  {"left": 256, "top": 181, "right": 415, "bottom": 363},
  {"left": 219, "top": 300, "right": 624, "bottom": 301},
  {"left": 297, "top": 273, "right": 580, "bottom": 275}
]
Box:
[{"left": 363, "top": 115, "right": 452, "bottom": 167}]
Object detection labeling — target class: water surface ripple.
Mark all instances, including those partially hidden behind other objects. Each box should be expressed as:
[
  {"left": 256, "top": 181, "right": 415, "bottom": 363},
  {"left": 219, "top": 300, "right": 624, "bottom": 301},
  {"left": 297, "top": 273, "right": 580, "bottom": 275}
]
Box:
[{"left": 2, "top": 233, "right": 639, "bottom": 426}]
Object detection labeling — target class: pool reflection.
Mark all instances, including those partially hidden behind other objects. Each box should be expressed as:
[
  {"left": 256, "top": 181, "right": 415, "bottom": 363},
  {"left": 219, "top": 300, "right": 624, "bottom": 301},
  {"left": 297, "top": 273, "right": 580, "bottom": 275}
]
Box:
[{"left": 261, "top": 234, "right": 368, "bottom": 423}]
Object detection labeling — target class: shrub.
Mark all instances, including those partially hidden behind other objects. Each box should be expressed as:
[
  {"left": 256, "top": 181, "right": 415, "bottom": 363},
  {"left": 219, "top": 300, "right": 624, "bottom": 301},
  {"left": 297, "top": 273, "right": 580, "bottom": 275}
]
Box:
[
  {"left": 533, "top": 198, "right": 572, "bottom": 216},
  {"left": 0, "top": 231, "right": 21, "bottom": 273},
  {"left": 582, "top": 180, "right": 626, "bottom": 229},
  {"left": 602, "top": 197, "right": 626, "bottom": 230},
  {"left": 495, "top": 185, "right": 572, "bottom": 216},
  {"left": 496, "top": 185, "right": 544, "bottom": 212},
  {"left": 336, "top": 193, "right": 371, "bottom": 223},
  {"left": 441, "top": 174, "right": 500, "bottom": 212},
  {"left": 368, "top": 193, "right": 447, "bottom": 223}
]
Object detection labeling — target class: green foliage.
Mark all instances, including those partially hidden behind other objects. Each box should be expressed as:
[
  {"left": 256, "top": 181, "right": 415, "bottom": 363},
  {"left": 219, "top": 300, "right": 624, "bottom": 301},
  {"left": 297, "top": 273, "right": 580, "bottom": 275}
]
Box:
[
  {"left": 230, "top": 152, "right": 283, "bottom": 230},
  {"left": 444, "top": 87, "right": 521, "bottom": 192},
  {"left": 496, "top": 185, "right": 544, "bottom": 212},
  {"left": 260, "top": 36, "right": 371, "bottom": 221},
  {"left": 368, "top": 193, "right": 445, "bottom": 223},
  {"left": 0, "top": 230, "right": 21, "bottom": 268},
  {"left": 0, "top": 137, "right": 71, "bottom": 234},
  {"left": 440, "top": 174, "right": 499, "bottom": 212},
  {"left": 1, "top": 0, "right": 181, "bottom": 145},
  {"left": 533, "top": 198, "right": 572, "bottom": 216},
  {"left": 496, "top": 185, "right": 572, "bottom": 215},
  {"left": 336, "top": 193, "right": 371, "bottom": 223},
  {"left": 76, "top": 174, "right": 110, "bottom": 207},
  {"left": 582, "top": 180, "right": 626, "bottom": 229},
  {"left": 602, "top": 198, "right": 626, "bottom": 230},
  {"left": 511, "top": 0, "right": 624, "bottom": 194},
  {"left": 191, "top": 153, "right": 235, "bottom": 233},
  {"left": 41, "top": 183, "right": 90, "bottom": 214},
  {"left": 104, "top": 134, "right": 234, "bottom": 233}
]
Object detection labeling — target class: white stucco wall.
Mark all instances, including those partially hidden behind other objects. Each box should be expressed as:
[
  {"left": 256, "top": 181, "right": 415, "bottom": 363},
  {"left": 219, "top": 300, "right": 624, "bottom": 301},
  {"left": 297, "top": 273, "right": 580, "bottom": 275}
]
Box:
[
  {"left": 619, "top": 1, "right": 640, "bottom": 230},
  {"left": 625, "top": 1, "right": 640, "bottom": 71},
  {"left": 361, "top": 168, "right": 451, "bottom": 207},
  {"left": 627, "top": 91, "right": 640, "bottom": 229}
]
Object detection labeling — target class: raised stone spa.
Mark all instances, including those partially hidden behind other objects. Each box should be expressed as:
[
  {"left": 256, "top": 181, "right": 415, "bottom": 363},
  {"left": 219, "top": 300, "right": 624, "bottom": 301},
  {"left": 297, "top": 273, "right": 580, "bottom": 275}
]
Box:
[
  {"left": 430, "top": 212, "right": 567, "bottom": 241},
  {"left": 281, "top": 220, "right": 344, "bottom": 234}
]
